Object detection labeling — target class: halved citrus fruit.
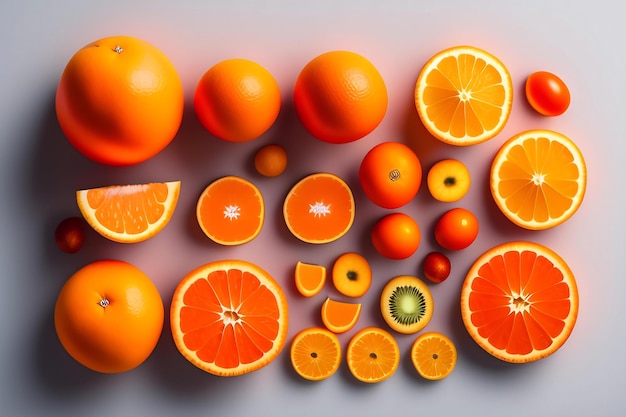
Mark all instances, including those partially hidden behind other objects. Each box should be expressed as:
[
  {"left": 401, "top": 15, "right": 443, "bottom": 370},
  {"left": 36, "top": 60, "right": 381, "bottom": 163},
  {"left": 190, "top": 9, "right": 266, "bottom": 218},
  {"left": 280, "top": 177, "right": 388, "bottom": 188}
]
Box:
[
  {"left": 460, "top": 241, "right": 579, "bottom": 363},
  {"left": 196, "top": 176, "right": 264, "bottom": 245},
  {"left": 76, "top": 180, "right": 180, "bottom": 243},
  {"left": 415, "top": 45, "right": 513, "bottom": 146},
  {"left": 290, "top": 327, "right": 341, "bottom": 381},
  {"left": 283, "top": 172, "right": 355, "bottom": 244},
  {"left": 320, "top": 297, "right": 361, "bottom": 334},
  {"left": 170, "top": 260, "right": 289, "bottom": 376},
  {"left": 490, "top": 129, "right": 587, "bottom": 230},
  {"left": 294, "top": 261, "right": 326, "bottom": 297},
  {"left": 410, "top": 332, "right": 457, "bottom": 380},
  {"left": 346, "top": 327, "right": 400, "bottom": 383}
]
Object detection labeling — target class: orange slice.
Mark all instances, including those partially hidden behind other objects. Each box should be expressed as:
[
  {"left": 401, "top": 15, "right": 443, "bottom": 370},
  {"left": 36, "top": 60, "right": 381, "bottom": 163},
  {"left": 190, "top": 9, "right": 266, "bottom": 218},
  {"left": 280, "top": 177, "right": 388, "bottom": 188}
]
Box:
[
  {"left": 320, "top": 297, "right": 361, "bottom": 334},
  {"left": 411, "top": 332, "right": 457, "bottom": 380},
  {"left": 283, "top": 172, "right": 355, "bottom": 244},
  {"left": 170, "top": 260, "right": 289, "bottom": 376},
  {"left": 196, "top": 176, "right": 264, "bottom": 245},
  {"left": 490, "top": 129, "right": 587, "bottom": 230},
  {"left": 346, "top": 327, "right": 400, "bottom": 383},
  {"left": 460, "top": 241, "right": 579, "bottom": 363},
  {"left": 76, "top": 180, "right": 180, "bottom": 243},
  {"left": 290, "top": 327, "right": 341, "bottom": 381},
  {"left": 415, "top": 45, "right": 513, "bottom": 146},
  {"left": 294, "top": 261, "right": 326, "bottom": 297}
]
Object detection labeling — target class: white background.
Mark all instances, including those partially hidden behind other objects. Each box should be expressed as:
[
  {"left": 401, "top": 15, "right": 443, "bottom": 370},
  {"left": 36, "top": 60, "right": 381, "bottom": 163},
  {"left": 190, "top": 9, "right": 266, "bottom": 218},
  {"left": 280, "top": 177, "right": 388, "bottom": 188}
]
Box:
[{"left": 1, "top": 1, "right": 624, "bottom": 416}]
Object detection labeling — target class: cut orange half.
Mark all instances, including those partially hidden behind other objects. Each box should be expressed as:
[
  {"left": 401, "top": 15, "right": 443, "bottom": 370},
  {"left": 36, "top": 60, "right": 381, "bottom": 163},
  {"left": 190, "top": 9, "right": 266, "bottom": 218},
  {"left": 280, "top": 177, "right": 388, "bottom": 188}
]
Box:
[
  {"left": 460, "top": 241, "right": 579, "bottom": 363},
  {"left": 170, "top": 260, "right": 289, "bottom": 376},
  {"left": 196, "top": 176, "right": 264, "bottom": 245},
  {"left": 294, "top": 261, "right": 326, "bottom": 298},
  {"left": 320, "top": 297, "right": 361, "bottom": 334},
  {"left": 411, "top": 332, "right": 457, "bottom": 380},
  {"left": 76, "top": 180, "right": 180, "bottom": 243},
  {"left": 415, "top": 45, "right": 513, "bottom": 146},
  {"left": 290, "top": 327, "right": 341, "bottom": 381},
  {"left": 283, "top": 172, "right": 355, "bottom": 244},
  {"left": 346, "top": 327, "right": 400, "bottom": 383},
  {"left": 490, "top": 129, "right": 587, "bottom": 230}
]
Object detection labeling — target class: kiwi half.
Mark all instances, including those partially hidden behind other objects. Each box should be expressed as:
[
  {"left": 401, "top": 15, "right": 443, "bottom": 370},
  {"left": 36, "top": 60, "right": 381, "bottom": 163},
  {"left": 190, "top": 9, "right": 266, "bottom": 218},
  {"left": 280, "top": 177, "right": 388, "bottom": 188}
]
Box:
[{"left": 380, "top": 275, "right": 433, "bottom": 334}]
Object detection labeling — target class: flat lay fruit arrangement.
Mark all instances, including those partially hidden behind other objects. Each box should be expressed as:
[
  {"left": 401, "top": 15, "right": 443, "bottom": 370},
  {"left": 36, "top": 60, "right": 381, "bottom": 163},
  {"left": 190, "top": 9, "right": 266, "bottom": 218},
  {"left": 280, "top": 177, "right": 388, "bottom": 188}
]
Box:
[{"left": 52, "top": 35, "right": 586, "bottom": 382}]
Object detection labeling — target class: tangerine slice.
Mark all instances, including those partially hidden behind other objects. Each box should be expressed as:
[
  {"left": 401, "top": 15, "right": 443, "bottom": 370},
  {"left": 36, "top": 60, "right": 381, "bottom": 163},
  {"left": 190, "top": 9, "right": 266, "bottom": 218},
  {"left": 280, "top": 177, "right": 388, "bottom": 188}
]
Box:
[
  {"left": 283, "top": 172, "right": 355, "bottom": 244},
  {"left": 290, "top": 327, "right": 341, "bottom": 381},
  {"left": 346, "top": 327, "right": 400, "bottom": 383},
  {"left": 196, "top": 176, "right": 264, "bottom": 245},
  {"left": 76, "top": 181, "right": 180, "bottom": 243},
  {"left": 460, "top": 241, "right": 579, "bottom": 363},
  {"left": 411, "top": 332, "right": 457, "bottom": 380},
  {"left": 320, "top": 297, "right": 361, "bottom": 334},
  {"left": 294, "top": 261, "right": 326, "bottom": 297},
  {"left": 170, "top": 260, "right": 289, "bottom": 376}
]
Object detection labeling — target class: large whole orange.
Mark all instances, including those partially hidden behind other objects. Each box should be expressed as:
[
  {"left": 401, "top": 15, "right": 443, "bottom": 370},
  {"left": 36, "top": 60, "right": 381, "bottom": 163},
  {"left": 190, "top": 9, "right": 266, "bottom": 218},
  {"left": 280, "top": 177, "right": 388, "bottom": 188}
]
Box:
[
  {"left": 55, "top": 36, "right": 184, "bottom": 166},
  {"left": 54, "top": 260, "right": 164, "bottom": 373}
]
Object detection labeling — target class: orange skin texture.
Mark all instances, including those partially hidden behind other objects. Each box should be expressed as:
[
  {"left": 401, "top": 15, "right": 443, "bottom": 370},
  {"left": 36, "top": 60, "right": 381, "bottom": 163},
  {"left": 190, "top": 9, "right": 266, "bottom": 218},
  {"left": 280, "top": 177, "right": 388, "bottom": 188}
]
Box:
[
  {"left": 434, "top": 208, "right": 479, "bottom": 250},
  {"left": 54, "top": 260, "right": 164, "bottom": 373},
  {"left": 371, "top": 213, "right": 421, "bottom": 260},
  {"left": 55, "top": 36, "right": 184, "bottom": 166}
]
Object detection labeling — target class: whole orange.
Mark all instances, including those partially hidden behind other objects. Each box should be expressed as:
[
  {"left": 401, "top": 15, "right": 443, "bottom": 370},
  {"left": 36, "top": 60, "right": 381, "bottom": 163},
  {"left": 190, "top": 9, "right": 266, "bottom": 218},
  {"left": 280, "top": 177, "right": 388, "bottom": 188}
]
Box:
[
  {"left": 294, "top": 51, "right": 388, "bottom": 144},
  {"left": 359, "top": 141, "right": 422, "bottom": 209},
  {"left": 194, "top": 58, "right": 281, "bottom": 142},
  {"left": 54, "top": 260, "right": 164, "bottom": 373},
  {"left": 55, "top": 36, "right": 184, "bottom": 166},
  {"left": 371, "top": 213, "right": 421, "bottom": 260}
]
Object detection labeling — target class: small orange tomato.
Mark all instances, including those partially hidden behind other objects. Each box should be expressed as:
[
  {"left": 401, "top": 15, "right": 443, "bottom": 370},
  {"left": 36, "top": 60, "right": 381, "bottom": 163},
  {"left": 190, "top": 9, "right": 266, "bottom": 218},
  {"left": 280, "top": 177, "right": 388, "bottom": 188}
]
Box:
[
  {"left": 434, "top": 208, "right": 478, "bottom": 250},
  {"left": 371, "top": 213, "right": 420, "bottom": 260}
]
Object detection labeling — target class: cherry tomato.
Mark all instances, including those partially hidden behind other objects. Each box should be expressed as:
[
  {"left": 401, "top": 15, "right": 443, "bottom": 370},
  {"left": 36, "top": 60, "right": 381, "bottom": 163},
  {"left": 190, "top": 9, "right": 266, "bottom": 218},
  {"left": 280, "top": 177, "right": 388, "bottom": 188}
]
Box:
[
  {"left": 434, "top": 208, "right": 478, "bottom": 250},
  {"left": 423, "top": 252, "right": 451, "bottom": 284},
  {"left": 525, "top": 71, "right": 570, "bottom": 116},
  {"left": 371, "top": 213, "right": 421, "bottom": 260},
  {"left": 55, "top": 217, "right": 85, "bottom": 253}
]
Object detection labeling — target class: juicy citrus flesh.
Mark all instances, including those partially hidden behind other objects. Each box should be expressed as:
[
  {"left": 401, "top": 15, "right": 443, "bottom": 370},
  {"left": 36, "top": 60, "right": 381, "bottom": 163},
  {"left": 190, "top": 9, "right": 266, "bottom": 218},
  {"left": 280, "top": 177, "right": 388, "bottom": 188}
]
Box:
[
  {"left": 283, "top": 172, "right": 355, "bottom": 244},
  {"left": 56, "top": 36, "right": 184, "bottom": 166},
  {"left": 290, "top": 327, "right": 341, "bottom": 381},
  {"left": 294, "top": 50, "right": 388, "bottom": 144},
  {"left": 346, "top": 327, "right": 400, "bottom": 383},
  {"left": 170, "top": 260, "right": 289, "bottom": 376},
  {"left": 380, "top": 276, "right": 434, "bottom": 334},
  {"left": 320, "top": 297, "right": 361, "bottom": 334},
  {"left": 331, "top": 252, "right": 372, "bottom": 298},
  {"left": 54, "top": 260, "right": 164, "bottom": 373},
  {"left": 76, "top": 180, "right": 180, "bottom": 243},
  {"left": 411, "top": 332, "right": 457, "bottom": 380},
  {"left": 460, "top": 241, "right": 579, "bottom": 363},
  {"left": 194, "top": 58, "right": 281, "bottom": 142},
  {"left": 294, "top": 261, "right": 326, "bottom": 297},
  {"left": 415, "top": 46, "right": 513, "bottom": 146},
  {"left": 196, "top": 176, "right": 264, "bottom": 245},
  {"left": 490, "top": 129, "right": 587, "bottom": 230}
]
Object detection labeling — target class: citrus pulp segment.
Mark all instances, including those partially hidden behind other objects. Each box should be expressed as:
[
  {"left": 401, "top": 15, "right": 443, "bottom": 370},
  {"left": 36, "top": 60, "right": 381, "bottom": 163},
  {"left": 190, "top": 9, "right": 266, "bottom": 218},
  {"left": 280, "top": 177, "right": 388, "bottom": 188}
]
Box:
[
  {"left": 460, "top": 241, "right": 579, "bottom": 363},
  {"left": 76, "top": 180, "right": 180, "bottom": 243},
  {"left": 490, "top": 129, "right": 587, "bottom": 230},
  {"left": 415, "top": 45, "right": 513, "bottom": 146},
  {"left": 290, "top": 327, "right": 341, "bottom": 381},
  {"left": 346, "top": 327, "right": 400, "bottom": 383},
  {"left": 320, "top": 297, "right": 361, "bottom": 334},
  {"left": 294, "top": 261, "right": 326, "bottom": 297},
  {"left": 411, "top": 332, "right": 457, "bottom": 380},
  {"left": 170, "top": 260, "right": 289, "bottom": 376},
  {"left": 283, "top": 172, "right": 355, "bottom": 244},
  {"left": 196, "top": 176, "right": 264, "bottom": 245}
]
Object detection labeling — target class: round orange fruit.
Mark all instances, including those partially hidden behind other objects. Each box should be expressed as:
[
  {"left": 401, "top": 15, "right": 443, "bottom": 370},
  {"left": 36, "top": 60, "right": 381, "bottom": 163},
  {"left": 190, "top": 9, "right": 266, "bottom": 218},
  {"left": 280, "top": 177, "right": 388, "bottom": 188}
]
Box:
[
  {"left": 294, "top": 50, "right": 388, "bottom": 144},
  {"left": 371, "top": 213, "right": 421, "bottom": 260},
  {"left": 54, "top": 260, "right": 164, "bottom": 373},
  {"left": 55, "top": 35, "right": 184, "bottom": 166}
]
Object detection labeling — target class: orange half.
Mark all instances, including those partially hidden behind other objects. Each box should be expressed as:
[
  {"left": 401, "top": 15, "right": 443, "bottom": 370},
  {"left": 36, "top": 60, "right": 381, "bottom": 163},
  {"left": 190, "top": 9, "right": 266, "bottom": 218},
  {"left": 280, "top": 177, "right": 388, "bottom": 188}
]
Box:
[
  {"left": 290, "top": 327, "right": 341, "bottom": 381},
  {"left": 346, "top": 327, "right": 400, "bottom": 383},
  {"left": 411, "top": 332, "right": 457, "bottom": 380}
]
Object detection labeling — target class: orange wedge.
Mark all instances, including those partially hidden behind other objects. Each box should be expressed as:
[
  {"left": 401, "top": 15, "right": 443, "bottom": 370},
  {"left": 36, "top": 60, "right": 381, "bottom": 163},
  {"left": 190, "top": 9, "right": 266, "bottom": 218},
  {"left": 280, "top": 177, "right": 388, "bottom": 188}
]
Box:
[
  {"left": 294, "top": 261, "right": 326, "bottom": 297},
  {"left": 346, "top": 327, "right": 400, "bottom": 383},
  {"left": 196, "top": 176, "right": 264, "bottom": 245},
  {"left": 290, "top": 327, "right": 341, "bottom": 381},
  {"left": 411, "top": 332, "right": 457, "bottom": 380},
  {"left": 415, "top": 45, "right": 513, "bottom": 146},
  {"left": 320, "top": 297, "right": 361, "bottom": 334},
  {"left": 76, "top": 181, "right": 180, "bottom": 243},
  {"left": 490, "top": 129, "right": 587, "bottom": 230}
]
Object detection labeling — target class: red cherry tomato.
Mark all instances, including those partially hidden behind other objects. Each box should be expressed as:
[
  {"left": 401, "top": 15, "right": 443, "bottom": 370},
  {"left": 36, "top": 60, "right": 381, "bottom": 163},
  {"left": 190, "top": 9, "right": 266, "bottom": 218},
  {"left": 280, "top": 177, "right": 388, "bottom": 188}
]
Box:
[
  {"left": 525, "top": 71, "right": 570, "bottom": 116},
  {"left": 434, "top": 208, "right": 478, "bottom": 250}
]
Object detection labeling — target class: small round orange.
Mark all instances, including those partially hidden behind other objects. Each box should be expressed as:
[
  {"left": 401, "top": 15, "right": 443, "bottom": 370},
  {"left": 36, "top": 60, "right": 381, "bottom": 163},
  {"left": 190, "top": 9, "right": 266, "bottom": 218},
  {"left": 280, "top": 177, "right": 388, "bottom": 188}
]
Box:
[
  {"left": 54, "top": 260, "right": 164, "bottom": 373},
  {"left": 194, "top": 58, "right": 281, "bottom": 142},
  {"left": 254, "top": 144, "right": 287, "bottom": 177},
  {"left": 434, "top": 208, "right": 478, "bottom": 250},
  {"left": 294, "top": 50, "right": 388, "bottom": 144},
  {"left": 55, "top": 36, "right": 184, "bottom": 166},
  {"left": 371, "top": 213, "right": 421, "bottom": 260}
]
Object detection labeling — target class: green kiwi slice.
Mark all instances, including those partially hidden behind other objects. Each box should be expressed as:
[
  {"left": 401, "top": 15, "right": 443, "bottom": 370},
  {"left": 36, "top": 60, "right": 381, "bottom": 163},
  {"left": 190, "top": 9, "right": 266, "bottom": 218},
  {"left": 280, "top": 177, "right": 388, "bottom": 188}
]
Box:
[{"left": 380, "top": 275, "right": 433, "bottom": 334}]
